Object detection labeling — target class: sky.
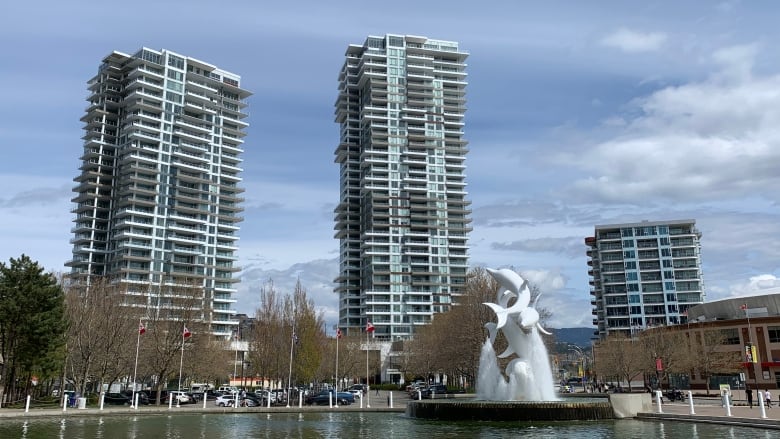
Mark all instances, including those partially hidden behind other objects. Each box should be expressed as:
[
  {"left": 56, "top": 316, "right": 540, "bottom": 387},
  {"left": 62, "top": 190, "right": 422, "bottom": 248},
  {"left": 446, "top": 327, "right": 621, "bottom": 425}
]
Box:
[{"left": 2, "top": 0, "right": 780, "bottom": 331}]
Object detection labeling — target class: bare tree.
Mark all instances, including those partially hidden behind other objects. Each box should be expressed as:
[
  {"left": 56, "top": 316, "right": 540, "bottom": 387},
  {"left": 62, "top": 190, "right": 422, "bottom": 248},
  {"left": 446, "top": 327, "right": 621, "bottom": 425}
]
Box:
[
  {"left": 685, "top": 327, "right": 742, "bottom": 395},
  {"left": 247, "top": 280, "right": 285, "bottom": 388},
  {"left": 138, "top": 280, "right": 206, "bottom": 404},
  {"left": 64, "top": 276, "right": 138, "bottom": 396},
  {"left": 593, "top": 334, "right": 645, "bottom": 392},
  {"left": 639, "top": 326, "right": 690, "bottom": 390}
]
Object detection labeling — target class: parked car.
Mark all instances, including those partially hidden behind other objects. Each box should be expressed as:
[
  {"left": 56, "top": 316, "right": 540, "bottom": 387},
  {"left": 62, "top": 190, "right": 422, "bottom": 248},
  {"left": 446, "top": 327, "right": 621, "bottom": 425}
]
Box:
[
  {"left": 169, "top": 391, "right": 192, "bottom": 404},
  {"left": 406, "top": 381, "right": 425, "bottom": 393},
  {"left": 420, "top": 384, "right": 450, "bottom": 399},
  {"left": 121, "top": 390, "right": 150, "bottom": 405},
  {"left": 305, "top": 390, "right": 354, "bottom": 406},
  {"left": 240, "top": 395, "right": 262, "bottom": 407},
  {"left": 104, "top": 392, "right": 132, "bottom": 405},
  {"left": 215, "top": 395, "right": 235, "bottom": 407},
  {"left": 347, "top": 389, "right": 363, "bottom": 398},
  {"left": 408, "top": 382, "right": 428, "bottom": 397},
  {"left": 254, "top": 390, "right": 276, "bottom": 405}
]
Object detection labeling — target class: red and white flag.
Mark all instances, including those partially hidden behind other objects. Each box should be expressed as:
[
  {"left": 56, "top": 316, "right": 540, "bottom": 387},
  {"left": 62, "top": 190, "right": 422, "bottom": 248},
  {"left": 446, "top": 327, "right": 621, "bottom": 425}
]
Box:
[
  {"left": 336, "top": 328, "right": 343, "bottom": 339},
  {"left": 138, "top": 321, "right": 146, "bottom": 335},
  {"left": 366, "top": 321, "right": 375, "bottom": 333},
  {"left": 741, "top": 303, "right": 748, "bottom": 311},
  {"left": 183, "top": 326, "right": 192, "bottom": 338}
]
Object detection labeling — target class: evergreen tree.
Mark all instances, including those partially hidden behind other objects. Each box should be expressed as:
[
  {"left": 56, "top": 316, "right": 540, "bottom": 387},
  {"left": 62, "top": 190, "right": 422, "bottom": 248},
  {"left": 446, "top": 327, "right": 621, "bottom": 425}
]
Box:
[{"left": 0, "top": 255, "right": 66, "bottom": 403}]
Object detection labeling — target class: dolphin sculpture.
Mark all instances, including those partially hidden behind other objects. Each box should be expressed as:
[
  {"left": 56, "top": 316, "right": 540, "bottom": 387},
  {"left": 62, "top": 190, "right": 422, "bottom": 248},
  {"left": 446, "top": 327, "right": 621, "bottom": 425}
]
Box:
[{"left": 483, "top": 268, "right": 551, "bottom": 336}]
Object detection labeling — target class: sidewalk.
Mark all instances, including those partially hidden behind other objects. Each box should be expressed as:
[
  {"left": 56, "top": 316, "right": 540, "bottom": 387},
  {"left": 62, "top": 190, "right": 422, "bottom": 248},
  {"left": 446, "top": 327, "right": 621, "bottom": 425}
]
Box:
[
  {"left": 0, "top": 390, "right": 411, "bottom": 419},
  {"left": 637, "top": 400, "right": 780, "bottom": 430}
]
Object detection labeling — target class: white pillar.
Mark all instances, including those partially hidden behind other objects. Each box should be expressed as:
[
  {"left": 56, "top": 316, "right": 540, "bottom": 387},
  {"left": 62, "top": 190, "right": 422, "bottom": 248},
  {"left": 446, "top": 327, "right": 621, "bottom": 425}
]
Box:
[
  {"left": 168, "top": 392, "right": 173, "bottom": 409},
  {"left": 202, "top": 394, "right": 207, "bottom": 409},
  {"left": 655, "top": 390, "right": 663, "bottom": 414},
  {"left": 25, "top": 395, "right": 30, "bottom": 413},
  {"left": 417, "top": 389, "right": 422, "bottom": 401},
  {"left": 267, "top": 392, "right": 271, "bottom": 408},
  {"left": 298, "top": 391, "right": 302, "bottom": 408},
  {"left": 366, "top": 385, "right": 370, "bottom": 408},
  {"left": 134, "top": 393, "right": 139, "bottom": 410},
  {"left": 389, "top": 391, "right": 393, "bottom": 408},
  {"left": 759, "top": 391, "right": 767, "bottom": 419},
  {"left": 62, "top": 394, "right": 67, "bottom": 412},
  {"left": 99, "top": 391, "right": 105, "bottom": 411},
  {"left": 328, "top": 392, "right": 333, "bottom": 408},
  {"left": 724, "top": 392, "right": 732, "bottom": 417},
  {"left": 687, "top": 390, "right": 695, "bottom": 414}
]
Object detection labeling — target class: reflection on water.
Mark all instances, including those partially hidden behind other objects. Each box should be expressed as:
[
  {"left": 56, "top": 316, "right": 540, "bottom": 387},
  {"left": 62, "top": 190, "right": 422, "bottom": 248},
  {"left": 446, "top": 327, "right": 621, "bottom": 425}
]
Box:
[{"left": 1, "top": 412, "right": 778, "bottom": 439}]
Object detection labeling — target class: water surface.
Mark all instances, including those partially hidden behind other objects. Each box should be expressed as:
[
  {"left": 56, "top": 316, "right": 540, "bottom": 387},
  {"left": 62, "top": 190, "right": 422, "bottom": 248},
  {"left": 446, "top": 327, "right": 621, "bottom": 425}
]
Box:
[{"left": 1, "top": 412, "right": 777, "bottom": 439}]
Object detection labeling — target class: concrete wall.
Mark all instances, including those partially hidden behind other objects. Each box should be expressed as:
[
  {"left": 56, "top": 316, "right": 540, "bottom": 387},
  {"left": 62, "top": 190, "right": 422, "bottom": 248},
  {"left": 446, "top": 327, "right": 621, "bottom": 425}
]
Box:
[{"left": 609, "top": 393, "right": 652, "bottom": 418}]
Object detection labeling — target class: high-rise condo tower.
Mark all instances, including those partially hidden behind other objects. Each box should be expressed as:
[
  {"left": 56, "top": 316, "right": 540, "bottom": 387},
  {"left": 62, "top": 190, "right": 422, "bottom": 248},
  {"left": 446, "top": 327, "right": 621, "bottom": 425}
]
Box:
[
  {"left": 334, "top": 35, "right": 471, "bottom": 341},
  {"left": 586, "top": 219, "right": 705, "bottom": 340},
  {"left": 67, "top": 48, "right": 250, "bottom": 336}
]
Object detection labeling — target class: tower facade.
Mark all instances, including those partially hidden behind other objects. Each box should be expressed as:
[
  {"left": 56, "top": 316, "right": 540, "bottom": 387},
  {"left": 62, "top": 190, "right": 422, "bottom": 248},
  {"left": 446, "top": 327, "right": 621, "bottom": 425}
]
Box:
[
  {"left": 334, "top": 35, "right": 471, "bottom": 341},
  {"left": 67, "top": 48, "right": 250, "bottom": 336},
  {"left": 586, "top": 219, "right": 705, "bottom": 340}
]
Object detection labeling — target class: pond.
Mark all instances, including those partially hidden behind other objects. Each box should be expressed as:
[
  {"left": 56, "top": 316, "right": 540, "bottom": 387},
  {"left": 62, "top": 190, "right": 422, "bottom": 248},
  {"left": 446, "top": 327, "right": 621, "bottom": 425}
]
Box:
[{"left": 1, "top": 411, "right": 778, "bottom": 439}]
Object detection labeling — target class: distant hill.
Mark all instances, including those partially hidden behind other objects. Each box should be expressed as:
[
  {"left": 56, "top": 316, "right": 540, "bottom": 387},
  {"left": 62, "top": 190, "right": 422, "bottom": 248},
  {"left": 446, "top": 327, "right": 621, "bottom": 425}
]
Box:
[{"left": 549, "top": 327, "right": 594, "bottom": 348}]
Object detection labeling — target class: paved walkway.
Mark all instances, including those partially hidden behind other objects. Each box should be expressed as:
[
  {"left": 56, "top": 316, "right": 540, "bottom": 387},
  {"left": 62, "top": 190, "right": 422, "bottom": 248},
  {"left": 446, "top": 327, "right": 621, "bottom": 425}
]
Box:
[
  {"left": 637, "top": 399, "right": 780, "bottom": 430},
  {"left": 8, "top": 392, "right": 780, "bottom": 431},
  {"left": 0, "top": 390, "right": 412, "bottom": 419}
]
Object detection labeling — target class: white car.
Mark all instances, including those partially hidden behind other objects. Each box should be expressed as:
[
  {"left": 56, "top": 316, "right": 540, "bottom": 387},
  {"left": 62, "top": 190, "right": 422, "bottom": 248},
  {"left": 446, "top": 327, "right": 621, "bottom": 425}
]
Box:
[
  {"left": 170, "top": 391, "right": 191, "bottom": 404},
  {"left": 348, "top": 389, "right": 362, "bottom": 398},
  {"left": 255, "top": 390, "right": 276, "bottom": 404},
  {"left": 214, "top": 395, "right": 235, "bottom": 407}
]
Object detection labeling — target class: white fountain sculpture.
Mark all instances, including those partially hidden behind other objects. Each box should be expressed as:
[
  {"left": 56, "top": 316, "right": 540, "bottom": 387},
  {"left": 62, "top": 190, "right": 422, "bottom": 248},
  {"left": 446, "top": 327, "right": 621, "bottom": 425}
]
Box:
[{"left": 476, "top": 268, "right": 557, "bottom": 401}]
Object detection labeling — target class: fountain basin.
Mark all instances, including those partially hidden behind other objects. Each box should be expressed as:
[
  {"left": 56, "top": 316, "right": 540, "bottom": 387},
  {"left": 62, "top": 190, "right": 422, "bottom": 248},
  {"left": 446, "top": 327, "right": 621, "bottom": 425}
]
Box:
[{"left": 406, "top": 399, "right": 615, "bottom": 422}]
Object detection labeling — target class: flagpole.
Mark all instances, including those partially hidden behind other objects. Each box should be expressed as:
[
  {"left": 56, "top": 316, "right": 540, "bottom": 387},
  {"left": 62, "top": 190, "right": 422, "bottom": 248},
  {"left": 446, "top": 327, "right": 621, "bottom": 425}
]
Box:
[
  {"left": 177, "top": 324, "right": 186, "bottom": 408},
  {"left": 287, "top": 325, "right": 294, "bottom": 408},
  {"left": 744, "top": 303, "right": 758, "bottom": 389},
  {"left": 335, "top": 328, "right": 339, "bottom": 396},
  {"left": 233, "top": 329, "right": 238, "bottom": 387},
  {"left": 366, "top": 324, "right": 370, "bottom": 408},
  {"left": 131, "top": 318, "right": 142, "bottom": 409}
]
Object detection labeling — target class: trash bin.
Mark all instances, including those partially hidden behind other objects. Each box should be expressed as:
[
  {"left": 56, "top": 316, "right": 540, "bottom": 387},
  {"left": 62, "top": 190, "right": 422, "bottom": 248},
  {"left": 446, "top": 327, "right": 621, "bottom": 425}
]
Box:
[{"left": 77, "top": 397, "right": 87, "bottom": 409}]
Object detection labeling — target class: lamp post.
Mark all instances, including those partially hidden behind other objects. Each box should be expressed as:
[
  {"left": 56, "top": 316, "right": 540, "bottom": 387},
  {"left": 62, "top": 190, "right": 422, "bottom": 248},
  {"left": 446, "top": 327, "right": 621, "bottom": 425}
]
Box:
[{"left": 569, "top": 345, "right": 586, "bottom": 392}]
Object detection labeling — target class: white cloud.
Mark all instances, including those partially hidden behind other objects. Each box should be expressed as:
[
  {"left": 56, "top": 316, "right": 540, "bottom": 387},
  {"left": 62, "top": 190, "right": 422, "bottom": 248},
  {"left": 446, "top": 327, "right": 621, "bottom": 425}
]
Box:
[
  {"left": 556, "top": 48, "right": 780, "bottom": 205},
  {"left": 727, "top": 274, "right": 780, "bottom": 298},
  {"left": 601, "top": 28, "right": 668, "bottom": 52}
]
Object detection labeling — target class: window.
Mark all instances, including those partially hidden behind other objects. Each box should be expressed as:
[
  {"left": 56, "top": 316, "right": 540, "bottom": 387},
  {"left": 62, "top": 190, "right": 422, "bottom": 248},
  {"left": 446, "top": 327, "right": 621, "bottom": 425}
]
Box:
[
  {"left": 626, "top": 272, "right": 638, "bottom": 281},
  {"left": 720, "top": 328, "right": 741, "bottom": 345},
  {"left": 627, "top": 283, "right": 639, "bottom": 292},
  {"left": 388, "top": 36, "right": 404, "bottom": 47},
  {"left": 624, "top": 250, "right": 635, "bottom": 259},
  {"left": 623, "top": 240, "right": 634, "bottom": 248},
  {"left": 168, "top": 55, "right": 185, "bottom": 69},
  {"left": 621, "top": 228, "right": 633, "bottom": 237},
  {"left": 769, "top": 326, "right": 780, "bottom": 343},
  {"left": 624, "top": 261, "right": 636, "bottom": 270}
]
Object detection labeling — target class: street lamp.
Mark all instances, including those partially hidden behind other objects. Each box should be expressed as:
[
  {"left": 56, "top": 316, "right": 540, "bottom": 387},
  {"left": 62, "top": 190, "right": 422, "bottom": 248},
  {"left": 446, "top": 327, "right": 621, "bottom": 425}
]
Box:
[{"left": 569, "top": 346, "right": 586, "bottom": 392}]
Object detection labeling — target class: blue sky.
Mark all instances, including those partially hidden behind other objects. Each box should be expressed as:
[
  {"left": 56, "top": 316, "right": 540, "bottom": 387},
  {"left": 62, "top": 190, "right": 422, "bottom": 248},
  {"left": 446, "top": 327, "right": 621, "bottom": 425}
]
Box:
[{"left": 3, "top": 0, "right": 780, "bottom": 330}]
